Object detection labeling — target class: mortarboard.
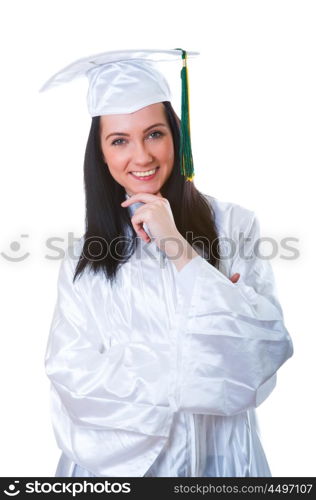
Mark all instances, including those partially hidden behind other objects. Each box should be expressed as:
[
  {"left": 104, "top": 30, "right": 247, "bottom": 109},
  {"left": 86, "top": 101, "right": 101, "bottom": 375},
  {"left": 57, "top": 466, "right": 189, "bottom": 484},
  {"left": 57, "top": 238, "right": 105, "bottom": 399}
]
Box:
[{"left": 40, "top": 48, "right": 199, "bottom": 181}]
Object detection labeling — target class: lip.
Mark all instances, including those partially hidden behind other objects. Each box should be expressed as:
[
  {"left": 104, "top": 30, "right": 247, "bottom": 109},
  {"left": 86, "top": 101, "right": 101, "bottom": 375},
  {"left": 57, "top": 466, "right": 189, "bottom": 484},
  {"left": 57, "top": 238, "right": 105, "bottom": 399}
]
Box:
[{"left": 129, "top": 167, "right": 159, "bottom": 181}]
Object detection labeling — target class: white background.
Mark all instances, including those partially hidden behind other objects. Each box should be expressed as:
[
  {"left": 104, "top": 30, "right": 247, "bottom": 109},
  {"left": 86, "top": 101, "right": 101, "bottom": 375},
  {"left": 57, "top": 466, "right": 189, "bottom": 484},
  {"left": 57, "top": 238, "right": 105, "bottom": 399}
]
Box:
[{"left": 0, "top": 0, "right": 315, "bottom": 477}]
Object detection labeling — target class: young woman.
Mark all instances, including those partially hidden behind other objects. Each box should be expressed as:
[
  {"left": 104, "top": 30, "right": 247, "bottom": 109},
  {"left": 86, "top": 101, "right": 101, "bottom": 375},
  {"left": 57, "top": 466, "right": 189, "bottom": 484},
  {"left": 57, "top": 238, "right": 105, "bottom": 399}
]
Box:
[{"left": 43, "top": 49, "right": 293, "bottom": 477}]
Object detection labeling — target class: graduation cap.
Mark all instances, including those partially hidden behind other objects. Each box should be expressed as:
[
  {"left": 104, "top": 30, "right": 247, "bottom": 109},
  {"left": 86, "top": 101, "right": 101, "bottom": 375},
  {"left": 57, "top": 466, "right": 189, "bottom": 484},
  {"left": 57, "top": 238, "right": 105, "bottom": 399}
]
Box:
[{"left": 40, "top": 48, "right": 199, "bottom": 181}]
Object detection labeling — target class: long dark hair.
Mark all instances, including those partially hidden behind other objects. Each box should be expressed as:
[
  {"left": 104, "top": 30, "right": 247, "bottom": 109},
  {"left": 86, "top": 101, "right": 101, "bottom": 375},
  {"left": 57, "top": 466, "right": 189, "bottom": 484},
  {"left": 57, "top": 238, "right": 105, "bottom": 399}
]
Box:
[{"left": 73, "top": 101, "right": 220, "bottom": 284}]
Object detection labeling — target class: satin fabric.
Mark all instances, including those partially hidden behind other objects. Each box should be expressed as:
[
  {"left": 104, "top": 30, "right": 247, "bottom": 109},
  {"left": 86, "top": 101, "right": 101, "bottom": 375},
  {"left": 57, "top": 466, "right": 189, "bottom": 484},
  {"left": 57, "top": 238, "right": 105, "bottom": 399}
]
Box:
[
  {"left": 87, "top": 60, "right": 171, "bottom": 117},
  {"left": 45, "top": 193, "right": 293, "bottom": 477},
  {"left": 40, "top": 49, "right": 198, "bottom": 117}
]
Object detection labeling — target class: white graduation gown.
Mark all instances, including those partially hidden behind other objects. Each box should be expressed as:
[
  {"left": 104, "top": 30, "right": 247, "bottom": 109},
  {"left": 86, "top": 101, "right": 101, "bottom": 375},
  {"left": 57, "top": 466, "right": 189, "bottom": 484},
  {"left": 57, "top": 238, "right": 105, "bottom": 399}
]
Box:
[{"left": 44, "top": 193, "right": 293, "bottom": 477}]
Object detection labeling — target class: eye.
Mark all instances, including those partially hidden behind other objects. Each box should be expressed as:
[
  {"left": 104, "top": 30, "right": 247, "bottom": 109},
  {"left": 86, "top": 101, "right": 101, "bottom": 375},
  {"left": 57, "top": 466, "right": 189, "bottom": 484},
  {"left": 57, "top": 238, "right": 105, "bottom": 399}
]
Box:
[
  {"left": 111, "top": 138, "right": 126, "bottom": 146},
  {"left": 147, "top": 130, "right": 164, "bottom": 140}
]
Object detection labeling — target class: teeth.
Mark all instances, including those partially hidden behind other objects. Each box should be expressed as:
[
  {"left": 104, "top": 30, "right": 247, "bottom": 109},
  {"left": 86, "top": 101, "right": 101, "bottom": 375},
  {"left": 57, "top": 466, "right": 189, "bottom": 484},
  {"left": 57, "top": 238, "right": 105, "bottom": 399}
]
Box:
[{"left": 131, "top": 168, "right": 157, "bottom": 177}]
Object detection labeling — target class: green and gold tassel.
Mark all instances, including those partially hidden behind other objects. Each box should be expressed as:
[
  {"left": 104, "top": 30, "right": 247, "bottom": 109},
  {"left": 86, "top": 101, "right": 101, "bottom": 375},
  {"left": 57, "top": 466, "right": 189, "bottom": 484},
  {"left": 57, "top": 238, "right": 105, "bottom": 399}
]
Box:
[{"left": 175, "top": 48, "right": 195, "bottom": 181}]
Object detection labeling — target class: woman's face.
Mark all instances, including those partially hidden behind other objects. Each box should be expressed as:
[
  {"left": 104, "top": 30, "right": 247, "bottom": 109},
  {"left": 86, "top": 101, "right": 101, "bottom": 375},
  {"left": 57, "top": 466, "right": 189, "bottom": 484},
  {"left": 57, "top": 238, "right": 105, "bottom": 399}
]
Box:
[{"left": 100, "top": 103, "right": 174, "bottom": 196}]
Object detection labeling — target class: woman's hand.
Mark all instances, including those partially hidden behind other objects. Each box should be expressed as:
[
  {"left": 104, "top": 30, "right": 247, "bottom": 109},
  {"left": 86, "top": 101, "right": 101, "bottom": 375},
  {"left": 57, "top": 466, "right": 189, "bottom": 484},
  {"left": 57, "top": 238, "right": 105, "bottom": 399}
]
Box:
[
  {"left": 121, "top": 192, "right": 199, "bottom": 270},
  {"left": 230, "top": 273, "right": 240, "bottom": 283},
  {"left": 121, "top": 193, "right": 242, "bottom": 280},
  {"left": 121, "top": 192, "right": 180, "bottom": 248}
]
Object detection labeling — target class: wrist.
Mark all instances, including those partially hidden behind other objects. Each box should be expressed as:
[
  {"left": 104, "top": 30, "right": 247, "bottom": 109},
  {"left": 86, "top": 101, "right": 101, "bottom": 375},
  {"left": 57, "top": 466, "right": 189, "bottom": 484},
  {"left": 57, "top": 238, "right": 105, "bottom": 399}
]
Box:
[{"left": 161, "top": 232, "right": 199, "bottom": 272}]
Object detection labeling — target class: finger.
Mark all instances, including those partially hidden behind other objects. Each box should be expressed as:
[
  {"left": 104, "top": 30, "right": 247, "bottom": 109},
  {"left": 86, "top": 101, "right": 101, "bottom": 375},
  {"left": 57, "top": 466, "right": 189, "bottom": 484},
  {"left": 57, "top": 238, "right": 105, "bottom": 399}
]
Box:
[
  {"left": 230, "top": 273, "right": 240, "bottom": 283},
  {"left": 137, "top": 227, "right": 151, "bottom": 243},
  {"left": 132, "top": 219, "right": 151, "bottom": 243},
  {"left": 121, "top": 192, "right": 163, "bottom": 207}
]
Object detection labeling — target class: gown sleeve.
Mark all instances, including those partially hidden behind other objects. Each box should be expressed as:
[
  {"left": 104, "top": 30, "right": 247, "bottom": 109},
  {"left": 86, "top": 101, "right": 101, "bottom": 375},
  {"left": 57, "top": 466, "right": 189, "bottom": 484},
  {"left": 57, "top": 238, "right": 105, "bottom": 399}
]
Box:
[
  {"left": 45, "top": 249, "right": 173, "bottom": 437},
  {"left": 174, "top": 212, "right": 293, "bottom": 416},
  {"left": 44, "top": 247, "right": 173, "bottom": 475}
]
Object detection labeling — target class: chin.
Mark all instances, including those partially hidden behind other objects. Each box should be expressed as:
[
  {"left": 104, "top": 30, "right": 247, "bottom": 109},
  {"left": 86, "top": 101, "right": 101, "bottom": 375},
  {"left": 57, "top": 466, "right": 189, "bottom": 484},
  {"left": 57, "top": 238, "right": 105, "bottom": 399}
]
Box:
[{"left": 129, "top": 184, "right": 162, "bottom": 195}]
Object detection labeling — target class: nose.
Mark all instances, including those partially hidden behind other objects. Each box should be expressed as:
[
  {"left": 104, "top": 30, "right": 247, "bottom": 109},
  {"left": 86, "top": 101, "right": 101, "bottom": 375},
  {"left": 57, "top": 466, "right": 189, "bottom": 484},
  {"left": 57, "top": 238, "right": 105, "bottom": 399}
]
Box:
[{"left": 132, "top": 140, "right": 154, "bottom": 167}]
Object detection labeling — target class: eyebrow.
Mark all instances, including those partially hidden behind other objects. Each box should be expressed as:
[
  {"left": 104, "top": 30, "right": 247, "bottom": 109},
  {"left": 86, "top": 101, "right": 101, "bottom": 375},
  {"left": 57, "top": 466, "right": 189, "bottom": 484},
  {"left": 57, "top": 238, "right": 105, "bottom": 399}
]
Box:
[{"left": 105, "top": 123, "right": 168, "bottom": 141}]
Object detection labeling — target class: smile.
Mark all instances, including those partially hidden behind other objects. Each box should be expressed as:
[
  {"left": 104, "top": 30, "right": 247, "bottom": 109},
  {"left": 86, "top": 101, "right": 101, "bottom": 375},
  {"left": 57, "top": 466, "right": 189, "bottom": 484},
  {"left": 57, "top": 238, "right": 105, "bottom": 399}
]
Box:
[{"left": 129, "top": 167, "right": 159, "bottom": 180}]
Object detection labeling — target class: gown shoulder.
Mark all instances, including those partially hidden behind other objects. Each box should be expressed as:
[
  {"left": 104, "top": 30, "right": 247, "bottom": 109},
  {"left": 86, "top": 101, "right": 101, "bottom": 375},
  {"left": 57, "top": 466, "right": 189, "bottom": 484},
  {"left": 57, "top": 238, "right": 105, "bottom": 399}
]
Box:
[{"left": 200, "top": 192, "right": 256, "bottom": 235}]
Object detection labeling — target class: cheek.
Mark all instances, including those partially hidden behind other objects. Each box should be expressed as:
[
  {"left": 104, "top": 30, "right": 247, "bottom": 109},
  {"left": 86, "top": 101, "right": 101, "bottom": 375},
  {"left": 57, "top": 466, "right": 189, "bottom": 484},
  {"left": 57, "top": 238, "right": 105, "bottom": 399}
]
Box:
[
  {"left": 157, "top": 138, "right": 174, "bottom": 164},
  {"left": 165, "top": 141, "right": 175, "bottom": 167},
  {"left": 103, "top": 147, "right": 127, "bottom": 172}
]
